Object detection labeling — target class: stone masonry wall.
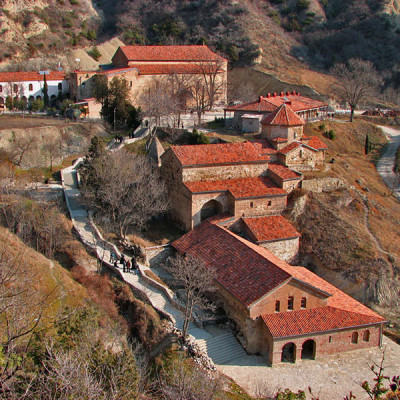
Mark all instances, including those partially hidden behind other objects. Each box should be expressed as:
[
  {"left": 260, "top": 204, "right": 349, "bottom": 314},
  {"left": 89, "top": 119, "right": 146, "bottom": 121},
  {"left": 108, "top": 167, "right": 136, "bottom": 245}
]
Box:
[
  {"left": 182, "top": 162, "right": 269, "bottom": 182},
  {"left": 259, "top": 237, "right": 299, "bottom": 263},
  {"left": 301, "top": 177, "right": 347, "bottom": 193},
  {"left": 234, "top": 196, "right": 287, "bottom": 219}
]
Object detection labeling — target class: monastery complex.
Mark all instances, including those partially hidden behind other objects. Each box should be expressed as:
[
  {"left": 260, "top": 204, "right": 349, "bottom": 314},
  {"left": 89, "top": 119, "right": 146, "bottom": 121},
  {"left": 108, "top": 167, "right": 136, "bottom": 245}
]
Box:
[{"left": 0, "top": 44, "right": 387, "bottom": 366}]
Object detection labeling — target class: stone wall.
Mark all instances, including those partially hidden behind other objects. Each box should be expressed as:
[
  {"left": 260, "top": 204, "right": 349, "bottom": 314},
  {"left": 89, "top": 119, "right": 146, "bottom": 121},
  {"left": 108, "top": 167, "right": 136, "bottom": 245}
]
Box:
[
  {"left": 301, "top": 177, "right": 347, "bottom": 193},
  {"left": 259, "top": 237, "right": 299, "bottom": 263},
  {"left": 145, "top": 245, "right": 173, "bottom": 267},
  {"left": 182, "top": 162, "right": 269, "bottom": 182},
  {"left": 234, "top": 195, "right": 287, "bottom": 219}
]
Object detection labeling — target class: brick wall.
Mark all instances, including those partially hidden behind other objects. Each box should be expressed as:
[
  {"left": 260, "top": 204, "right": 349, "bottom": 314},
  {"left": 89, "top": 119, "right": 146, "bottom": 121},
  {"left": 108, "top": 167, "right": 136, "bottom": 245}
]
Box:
[
  {"left": 234, "top": 195, "right": 287, "bottom": 219},
  {"left": 182, "top": 162, "right": 269, "bottom": 182},
  {"left": 269, "top": 324, "right": 382, "bottom": 365},
  {"left": 249, "top": 279, "right": 328, "bottom": 319}
]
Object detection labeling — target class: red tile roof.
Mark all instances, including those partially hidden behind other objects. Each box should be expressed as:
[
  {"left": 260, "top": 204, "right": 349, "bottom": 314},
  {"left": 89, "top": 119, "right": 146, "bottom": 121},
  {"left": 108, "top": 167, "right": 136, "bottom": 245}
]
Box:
[
  {"left": 225, "top": 93, "right": 327, "bottom": 113},
  {"left": 242, "top": 215, "right": 301, "bottom": 242},
  {"left": 0, "top": 71, "right": 66, "bottom": 82},
  {"left": 184, "top": 177, "right": 287, "bottom": 198},
  {"left": 172, "top": 222, "right": 292, "bottom": 307},
  {"left": 169, "top": 142, "right": 270, "bottom": 166},
  {"left": 251, "top": 140, "right": 278, "bottom": 155},
  {"left": 118, "top": 45, "right": 226, "bottom": 62},
  {"left": 304, "top": 136, "right": 328, "bottom": 150},
  {"left": 262, "top": 306, "right": 384, "bottom": 338},
  {"left": 268, "top": 163, "right": 302, "bottom": 181},
  {"left": 278, "top": 142, "right": 302, "bottom": 155},
  {"left": 100, "top": 67, "right": 138, "bottom": 77},
  {"left": 261, "top": 104, "right": 305, "bottom": 126},
  {"left": 172, "top": 222, "right": 385, "bottom": 331}
]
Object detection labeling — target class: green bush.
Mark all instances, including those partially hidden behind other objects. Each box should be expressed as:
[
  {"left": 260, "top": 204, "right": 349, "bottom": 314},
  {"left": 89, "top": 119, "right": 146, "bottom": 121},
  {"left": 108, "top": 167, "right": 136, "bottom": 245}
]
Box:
[
  {"left": 187, "top": 129, "right": 210, "bottom": 145},
  {"left": 319, "top": 123, "right": 326, "bottom": 131},
  {"left": 324, "top": 129, "right": 336, "bottom": 140}
]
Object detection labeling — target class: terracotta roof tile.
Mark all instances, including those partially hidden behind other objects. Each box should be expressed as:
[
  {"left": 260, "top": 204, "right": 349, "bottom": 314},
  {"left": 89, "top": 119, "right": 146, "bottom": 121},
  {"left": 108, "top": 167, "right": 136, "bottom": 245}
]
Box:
[
  {"left": 170, "top": 142, "right": 270, "bottom": 166},
  {"left": 128, "top": 63, "right": 224, "bottom": 75},
  {"left": 0, "top": 71, "right": 66, "bottom": 82},
  {"left": 304, "top": 136, "right": 328, "bottom": 150},
  {"left": 118, "top": 45, "right": 226, "bottom": 62},
  {"left": 278, "top": 142, "right": 302, "bottom": 155},
  {"left": 251, "top": 140, "right": 278, "bottom": 155},
  {"left": 242, "top": 215, "right": 301, "bottom": 242},
  {"left": 225, "top": 93, "right": 327, "bottom": 113},
  {"left": 262, "top": 306, "right": 384, "bottom": 338},
  {"left": 268, "top": 163, "right": 302, "bottom": 181},
  {"left": 261, "top": 104, "right": 305, "bottom": 126},
  {"left": 184, "top": 177, "right": 287, "bottom": 198},
  {"left": 172, "top": 222, "right": 292, "bottom": 306}
]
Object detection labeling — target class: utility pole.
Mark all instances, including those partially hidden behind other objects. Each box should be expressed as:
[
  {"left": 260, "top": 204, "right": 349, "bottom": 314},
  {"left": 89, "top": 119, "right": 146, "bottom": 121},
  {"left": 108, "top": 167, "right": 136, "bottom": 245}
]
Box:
[{"left": 114, "top": 107, "right": 116, "bottom": 132}]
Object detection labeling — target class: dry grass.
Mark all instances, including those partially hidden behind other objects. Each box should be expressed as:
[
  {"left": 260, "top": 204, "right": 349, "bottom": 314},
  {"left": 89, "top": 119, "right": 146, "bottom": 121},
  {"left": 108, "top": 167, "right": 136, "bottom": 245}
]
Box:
[{"left": 144, "top": 270, "right": 169, "bottom": 288}]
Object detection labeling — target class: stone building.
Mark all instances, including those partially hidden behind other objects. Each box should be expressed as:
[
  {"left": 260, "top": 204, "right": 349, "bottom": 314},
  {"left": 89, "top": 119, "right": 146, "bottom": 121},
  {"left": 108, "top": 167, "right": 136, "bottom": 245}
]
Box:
[
  {"left": 160, "top": 141, "right": 301, "bottom": 231},
  {"left": 224, "top": 91, "right": 328, "bottom": 131},
  {"left": 172, "top": 221, "right": 386, "bottom": 365},
  {"left": 70, "top": 45, "right": 228, "bottom": 116}
]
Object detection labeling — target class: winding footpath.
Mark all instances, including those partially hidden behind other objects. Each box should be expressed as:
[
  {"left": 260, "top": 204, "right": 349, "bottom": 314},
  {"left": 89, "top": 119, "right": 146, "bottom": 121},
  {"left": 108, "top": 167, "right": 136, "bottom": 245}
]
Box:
[
  {"left": 60, "top": 133, "right": 246, "bottom": 366},
  {"left": 377, "top": 125, "right": 400, "bottom": 200}
]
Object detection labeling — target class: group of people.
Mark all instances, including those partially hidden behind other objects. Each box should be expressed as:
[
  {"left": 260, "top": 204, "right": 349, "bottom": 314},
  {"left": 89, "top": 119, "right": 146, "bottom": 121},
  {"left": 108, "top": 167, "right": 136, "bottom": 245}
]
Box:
[
  {"left": 110, "top": 252, "right": 139, "bottom": 274},
  {"left": 114, "top": 135, "right": 125, "bottom": 143}
]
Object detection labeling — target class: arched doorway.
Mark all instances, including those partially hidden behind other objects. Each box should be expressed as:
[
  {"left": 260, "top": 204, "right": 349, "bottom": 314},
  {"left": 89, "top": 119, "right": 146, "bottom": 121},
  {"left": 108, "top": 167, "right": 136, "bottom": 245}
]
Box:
[
  {"left": 281, "top": 342, "right": 296, "bottom": 363},
  {"left": 301, "top": 339, "right": 316, "bottom": 360},
  {"left": 200, "top": 199, "right": 223, "bottom": 221},
  {"left": 36, "top": 95, "right": 42, "bottom": 100},
  {"left": 0, "top": 97, "right": 4, "bottom": 105}
]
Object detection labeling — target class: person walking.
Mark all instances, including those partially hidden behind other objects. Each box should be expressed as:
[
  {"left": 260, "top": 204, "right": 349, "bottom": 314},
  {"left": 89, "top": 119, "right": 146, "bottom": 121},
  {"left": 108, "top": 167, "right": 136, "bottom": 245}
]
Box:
[
  {"left": 109, "top": 251, "right": 116, "bottom": 263},
  {"left": 126, "top": 259, "right": 131, "bottom": 273}
]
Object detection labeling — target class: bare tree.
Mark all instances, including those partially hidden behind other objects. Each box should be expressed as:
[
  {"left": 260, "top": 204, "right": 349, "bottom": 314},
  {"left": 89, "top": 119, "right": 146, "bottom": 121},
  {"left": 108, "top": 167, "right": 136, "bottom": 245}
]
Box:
[
  {"left": 167, "top": 73, "right": 193, "bottom": 128},
  {"left": 332, "top": 58, "right": 383, "bottom": 122},
  {"left": 80, "top": 149, "right": 169, "bottom": 241},
  {"left": 165, "top": 254, "right": 216, "bottom": 338},
  {"left": 189, "top": 77, "right": 209, "bottom": 125},
  {"left": 42, "top": 137, "right": 63, "bottom": 171},
  {"left": 197, "top": 60, "right": 225, "bottom": 111},
  {"left": 8, "top": 131, "right": 38, "bottom": 167}
]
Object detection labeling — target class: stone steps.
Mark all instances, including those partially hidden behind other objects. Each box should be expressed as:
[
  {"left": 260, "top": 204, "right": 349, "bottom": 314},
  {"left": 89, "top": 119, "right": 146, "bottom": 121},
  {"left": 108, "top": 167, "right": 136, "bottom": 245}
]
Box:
[{"left": 196, "top": 332, "right": 247, "bottom": 364}]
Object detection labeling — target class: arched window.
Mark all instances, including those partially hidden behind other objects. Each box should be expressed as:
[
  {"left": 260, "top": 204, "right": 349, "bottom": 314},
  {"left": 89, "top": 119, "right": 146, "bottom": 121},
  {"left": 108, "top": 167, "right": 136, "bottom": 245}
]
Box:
[
  {"left": 13, "top": 84, "right": 18, "bottom": 93},
  {"left": 250, "top": 201, "right": 254, "bottom": 208},
  {"left": 0, "top": 85, "right": 2, "bottom": 92},
  {"left": 29, "top": 83, "right": 33, "bottom": 91},
  {"left": 287, "top": 296, "right": 294, "bottom": 311},
  {"left": 363, "top": 330, "right": 370, "bottom": 342},
  {"left": 301, "top": 297, "right": 307, "bottom": 308},
  {"left": 275, "top": 300, "right": 280, "bottom": 312},
  {"left": 351, "top": 332, "right": 358, "bottom": 344},
  {"left": 58, "top": 83, "right": 62, "bottom": 90}
]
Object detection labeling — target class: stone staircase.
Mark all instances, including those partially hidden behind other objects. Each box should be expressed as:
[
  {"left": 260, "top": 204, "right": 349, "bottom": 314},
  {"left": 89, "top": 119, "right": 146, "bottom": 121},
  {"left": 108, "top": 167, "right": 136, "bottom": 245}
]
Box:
[{"left": 196, "top": 332, "right": 247, "bottom": 365}]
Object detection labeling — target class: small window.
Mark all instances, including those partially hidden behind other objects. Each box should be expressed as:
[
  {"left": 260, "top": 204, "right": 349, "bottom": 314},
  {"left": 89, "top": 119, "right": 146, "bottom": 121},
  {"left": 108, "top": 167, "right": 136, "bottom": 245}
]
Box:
[
  {"left": 250, "top": 201, "right": 254, "bottom": 208},
  {"left": 0, "top": 85, "right": 2, "bottom": 92},
  {"left": 268, "top": 200, "right": 272, "bottom": 206},
  {"left": 287, "top": 296, "right": 294, "bottom": 311},
  {"left": 29, "top": 83, "right": 33, "bottom": 91},
  {"left": 363, "top": 330, "right": 370, "bottom": 342},
  {"left": 58, "top": 83, "right": 62, "bottom": 90},
  {"left": 13, "top": 84, "right": 18, "bottom": 93},
  {"left": 300, "top": 149, "right": 304, "bottom": 158},
  {"left": 329, "top": 336, "right": 332, "bottom": 343},
  {"left": 275, "top": 300, "right": 280, "bottom": 312},
  {"left": 130, "top": 81, "right": 133, "bottom": 87},
  {"left": 301, "top": 297, "right": 307, "bottom": 308},
  {"left": 294, "top": 132, "right": 297, "bottom": 139},
  {"left": 351, "top": 332, "right": 358, "bottom": 344}
]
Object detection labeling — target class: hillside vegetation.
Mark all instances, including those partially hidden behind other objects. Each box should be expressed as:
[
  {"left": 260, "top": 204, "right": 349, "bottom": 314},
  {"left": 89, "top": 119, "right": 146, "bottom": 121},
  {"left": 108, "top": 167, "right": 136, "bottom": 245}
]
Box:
[{"left": 285, "top": 119, "right": 400, "bottom": 312}]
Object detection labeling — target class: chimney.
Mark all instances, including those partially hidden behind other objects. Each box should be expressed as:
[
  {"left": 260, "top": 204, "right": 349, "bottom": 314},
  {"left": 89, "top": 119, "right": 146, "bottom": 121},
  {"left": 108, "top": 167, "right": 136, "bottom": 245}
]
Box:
[
  {"left": 259, "top": 96, "right": 263, "bottom": 102},
  {"left": 297, "top": 92, "right": 301, "bottom": 96},
  {"left": 292, "top": 90, "right": 296, "bottom": 95},
  {"left": 267, "top": 93, "right": 271, "bottom": 98},
  {"left": 280, "top": 92, "right": 284, "bottom": 96},
  {"left": 286, "top": 91, "right": 290, "bottom": 96},
  {"left": 273, "top": 92, "right": 277, "bottom": 97}
]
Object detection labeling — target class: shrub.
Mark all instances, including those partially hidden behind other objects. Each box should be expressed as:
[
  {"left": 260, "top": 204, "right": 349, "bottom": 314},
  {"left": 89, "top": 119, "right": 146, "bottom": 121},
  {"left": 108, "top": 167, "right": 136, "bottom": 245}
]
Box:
[
  {"left": 88, "top": 46, "right": 101, "bottom": 61},
  {"left": 324, "top": 129, "right": 336, "bottom": 140},
  {"left": 319, "top": 123, "right": 326, "bottom": 131}
]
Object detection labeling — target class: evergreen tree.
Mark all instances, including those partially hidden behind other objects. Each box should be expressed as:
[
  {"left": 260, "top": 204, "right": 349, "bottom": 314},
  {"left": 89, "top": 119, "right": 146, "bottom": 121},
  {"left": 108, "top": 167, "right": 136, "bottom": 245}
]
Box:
[
  {"left": 42, "top": 74, "right": 49, "bottom": 108},
  {"left": 365, "top": 134, "right": 370, "bottom": 155}
]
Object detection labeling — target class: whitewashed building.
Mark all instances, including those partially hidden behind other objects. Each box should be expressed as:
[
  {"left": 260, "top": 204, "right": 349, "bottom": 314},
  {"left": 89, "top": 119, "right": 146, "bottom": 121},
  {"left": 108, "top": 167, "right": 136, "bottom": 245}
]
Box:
[{"left": 0, "top": 71, "right": 68, "bottom": 109}]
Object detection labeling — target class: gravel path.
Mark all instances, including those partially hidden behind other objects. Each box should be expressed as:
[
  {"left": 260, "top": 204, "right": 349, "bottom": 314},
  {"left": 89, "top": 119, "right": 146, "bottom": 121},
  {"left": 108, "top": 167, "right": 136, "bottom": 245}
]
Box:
[
  {"left": 377, "top": 125, "right": 400, "bottom": 200},
  {"left": 219, "top": 337, "right": 400, "bottom": 399}
]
